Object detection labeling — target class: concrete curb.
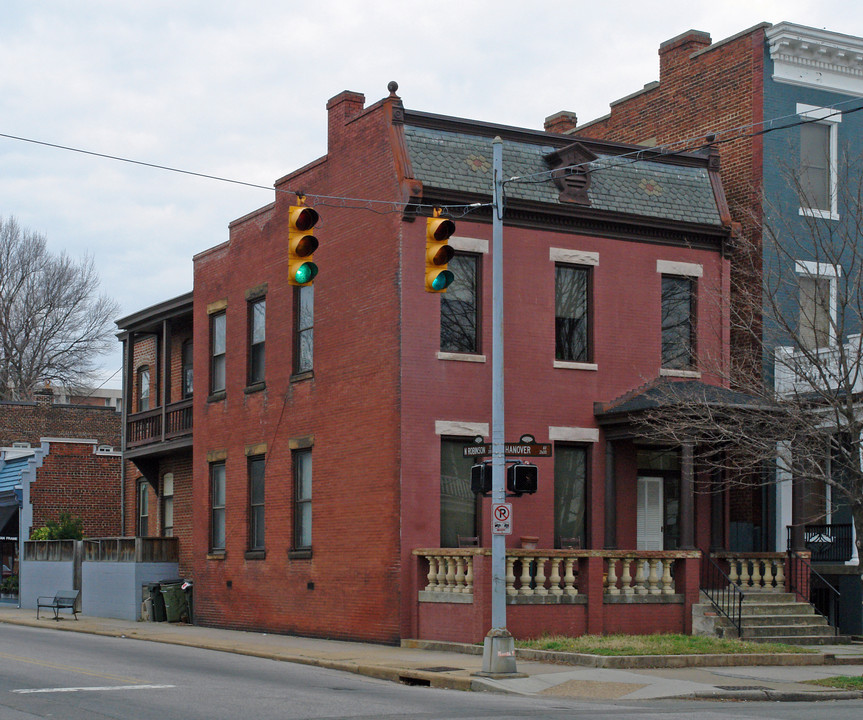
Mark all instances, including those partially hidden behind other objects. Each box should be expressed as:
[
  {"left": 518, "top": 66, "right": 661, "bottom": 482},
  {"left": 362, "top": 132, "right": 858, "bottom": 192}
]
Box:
[
  {"left": 403, "top": 638, "right": 831, "bottom": 669},
  {"left": 687, "top": 689, "right": 863, "bottom": 702}
]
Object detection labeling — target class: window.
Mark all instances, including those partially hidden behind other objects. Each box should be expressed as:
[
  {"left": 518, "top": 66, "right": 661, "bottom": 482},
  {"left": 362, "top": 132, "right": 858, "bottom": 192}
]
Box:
[
  {"left": 293, "top": 449, "right": 312, "bottom": 550},
  {"left": 555, "top": 264, "right": 591, "bottom": 362},
  {"left": 661, "top": 275, "right": 696, "bottom": 370},
  {"left": 796, "top": 261, "right": 839, "bottom": 350},
  {"left": 441, "top": 253, "right": 479, "bottom": 353},
  {"left": 162, "top": 473, "right": 174, "bottom": 537},
  {"left": 248, "top": 456, "right": 265, "bottom": 551},
  {"left": 440, "top": 438, "right": 477, "bottom": 548},
  {"left": 137, "top": 365, "right": 150, "bottom": 412},
  {"left": 248, "top": 298, "right": 266, "bottom": 385},
  {"left": 182, "top": 340, "right": 193, "bottom": 398},
  {"left": 210, "top": 312, "right": 226, "bottom": 394},
  {"left": 210, "top": 462, "right": 226, "bottom": 551},
  {"left": 294, "top": 285, "right": 313, "bottom": 374},
  {"left": 554, "top": 445, "right": 587, "bottom": 548},
  {"left": 797, "top": 104, "right": 840, "bottom": 219},
  {"left": 137, "top": 480, "right": 149, "bottom": 536}
]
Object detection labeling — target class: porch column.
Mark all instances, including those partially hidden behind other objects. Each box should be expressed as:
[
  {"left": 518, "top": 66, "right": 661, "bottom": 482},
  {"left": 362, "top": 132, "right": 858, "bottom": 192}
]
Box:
[
  {"left": 710, "top": 467, "right": 725, "bottom": 551},
  {"left": 680, "top": 442, "right": 695, "bottom": 549},
  {"left": 604, "top": 440, "right": 617, "bottom": 549},
  {"left": 790, "top": 471, "right": 806, "bottom": 551}
]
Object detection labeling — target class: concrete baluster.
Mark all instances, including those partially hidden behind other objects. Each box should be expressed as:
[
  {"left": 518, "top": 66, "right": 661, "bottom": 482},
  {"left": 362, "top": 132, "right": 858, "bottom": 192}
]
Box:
[{"left": 549, "top": 558, "right": 563, "bottom": 596}]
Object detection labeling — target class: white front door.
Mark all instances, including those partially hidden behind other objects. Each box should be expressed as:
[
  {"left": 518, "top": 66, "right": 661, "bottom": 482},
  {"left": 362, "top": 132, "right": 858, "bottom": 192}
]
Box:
[{"left": 637, "top": 476, "right": 664, "bottom": 550}]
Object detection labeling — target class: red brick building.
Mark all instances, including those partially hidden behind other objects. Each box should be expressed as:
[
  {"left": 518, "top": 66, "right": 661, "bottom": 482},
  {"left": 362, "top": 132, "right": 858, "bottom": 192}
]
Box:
[
  {"left": 0, "top": 389, "right": 121, "bottom": 566},
  {"left": 118, "top": 84, "right": 769, "bottom": 643}
]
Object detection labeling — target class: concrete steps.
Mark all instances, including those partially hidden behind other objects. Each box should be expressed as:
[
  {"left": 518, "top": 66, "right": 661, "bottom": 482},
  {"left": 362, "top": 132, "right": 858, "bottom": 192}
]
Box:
[{"left": 696, "top": 590, "right": 843, "bottom": 645}]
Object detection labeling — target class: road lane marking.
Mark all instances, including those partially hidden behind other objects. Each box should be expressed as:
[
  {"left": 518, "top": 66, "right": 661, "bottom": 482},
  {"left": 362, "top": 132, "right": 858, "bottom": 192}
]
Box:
[
  {"left": 13, "top": 684, "right": 175, "bottom": 694},
  {"left": 0, "top": 651, "right": 142, "bottom": 684}
]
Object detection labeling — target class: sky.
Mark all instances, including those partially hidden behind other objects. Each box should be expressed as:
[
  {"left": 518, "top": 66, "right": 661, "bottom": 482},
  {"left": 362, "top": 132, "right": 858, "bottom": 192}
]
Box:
[{"left": 3, "top": 1, "right": 863, "bottom": 387}]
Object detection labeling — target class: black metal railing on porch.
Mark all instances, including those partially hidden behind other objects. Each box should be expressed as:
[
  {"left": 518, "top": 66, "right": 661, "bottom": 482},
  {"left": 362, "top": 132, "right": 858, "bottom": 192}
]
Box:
[
  {"left": 701, "top": 555, "right": 744, "bottom": 637},
  {"left": 786, "top": 523, "right": 854, "bottom": 562},
  {"left": 787, "top": 550, "right": 841, "bottom": 629}
]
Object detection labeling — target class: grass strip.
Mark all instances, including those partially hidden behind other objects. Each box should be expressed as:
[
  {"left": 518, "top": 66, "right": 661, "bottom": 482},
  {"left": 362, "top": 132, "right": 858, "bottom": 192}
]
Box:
[
  {"left": 516, "top": 633, "right": 812, "bottom": 656},
  {"left": 804, "top": 676, "right": 863, "bottom": 690}
]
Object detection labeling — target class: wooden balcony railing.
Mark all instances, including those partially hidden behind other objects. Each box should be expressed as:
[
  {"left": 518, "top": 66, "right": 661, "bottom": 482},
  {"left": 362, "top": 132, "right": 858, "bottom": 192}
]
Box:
[{"left": 127, "top": 398, "right": 192, "bottom": 448}]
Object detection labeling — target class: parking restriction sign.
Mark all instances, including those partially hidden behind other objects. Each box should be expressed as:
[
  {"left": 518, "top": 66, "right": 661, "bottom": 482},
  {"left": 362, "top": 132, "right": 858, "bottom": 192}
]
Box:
[{"left": 491, "top": 502, "right": 512, "bottom": 535}]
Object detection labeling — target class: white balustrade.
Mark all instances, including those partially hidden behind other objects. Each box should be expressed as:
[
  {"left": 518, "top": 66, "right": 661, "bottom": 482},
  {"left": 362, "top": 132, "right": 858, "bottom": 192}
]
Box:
[
  {"left": 422, "top": 553, "right": 475, "bottom": 594},
  {"left": 721, "top": 554, "right": 785, "bottom": 591}
]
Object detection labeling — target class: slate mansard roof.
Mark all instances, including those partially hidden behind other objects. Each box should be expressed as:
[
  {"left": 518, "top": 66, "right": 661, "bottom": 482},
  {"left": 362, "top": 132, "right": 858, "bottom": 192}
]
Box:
[{"left": 402, "top": 117, "right": 725, "bottom": 232}]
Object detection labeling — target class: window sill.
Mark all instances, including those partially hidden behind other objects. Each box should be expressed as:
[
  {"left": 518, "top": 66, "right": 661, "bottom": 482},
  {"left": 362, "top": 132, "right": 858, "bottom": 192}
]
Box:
[
  {"left": 799, "top": 207, "right": 839, "bottom": 221},
  {"left": 207, "top": 551, "right": 226, "bottom": 560},
  {"left": 288, "top": 549, "right": 312, "bottom": 560},
  {"left": 437, "top": 351, "right": 486, "bottom": 363},
  {"left": 290, "top": 371, "right": 314, "bottom": 384},
  {"left": 660, "top": 368, "right": 701, "bottom": 378},
  {"left": 244, "top": 382, "right": 266, "bottom": 395},
  {"left": 207, "top": 391, "right": 226, "bottom": 403},
  {"left": 554, "top": 360, "right": 598, "bottom": 371},
  {"left": 244, "top": 550, "right": 266, "bottom": 560}
]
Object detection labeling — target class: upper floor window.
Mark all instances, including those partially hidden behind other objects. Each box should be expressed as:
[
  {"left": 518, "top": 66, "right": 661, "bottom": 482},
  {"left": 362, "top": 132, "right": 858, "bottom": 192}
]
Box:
[
  {"left": 181, "top": 340, "right": 193, "bottom": 398},
  {"left": 555, "top": 264, "right": 591, "bottom": 363},
  {"left": 441, "top": 253, "right": 480, "bottom": 353},
  {"left": 137, "top": 365, "right": 150, "bottom": 412},
  {"left": 661, "top": 274, "right": 696, "bottom": 370},
  {"left": 796, "top": 260, "right": 840, "bottom": 350},
  {"left": 294, "top": 285, "right": 313, "bottom": 375},
  {"left": 210, "top": 312, "right": 226, "bottom": 394},
  {"left": 798, "top": 104, "right": 841, "bottom": 220},
  {"left": 248, "top": 298, "right": 266, "bottom": 385}
]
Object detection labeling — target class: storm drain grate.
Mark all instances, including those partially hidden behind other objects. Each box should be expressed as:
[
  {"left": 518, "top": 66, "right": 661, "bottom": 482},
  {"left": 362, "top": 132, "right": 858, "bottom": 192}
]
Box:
[
  {"left": 416, "top": 666, "right": 463, "bottom": 673},
  {"left": 714, "top": 686, "right": 771, "bottom": 691}
]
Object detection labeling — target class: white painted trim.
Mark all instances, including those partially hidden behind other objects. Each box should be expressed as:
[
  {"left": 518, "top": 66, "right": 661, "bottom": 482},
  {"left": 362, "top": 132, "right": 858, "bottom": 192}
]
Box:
[
  {"left": 550, "top": 247, "right": 599, "bottom": 266},
  {"left": 796, "top": 103, "right": 840, "bottom": 220},
  {"left": 656, "top": 260, "right": 703, "bottom": 277},
  {"left": 795, "top": 260, "right": 841, "bottom": 278},
  {"left": 660, "top": 368, "right": 702, "bottom": 379},
  {"left": 449, "top": 236, "right": 488, "bottom": 254},
  {"left": 40, "top": 437, "right": 97, "bottom": 446},
  {"left": 548, "top": 426, "right": 599, "bottom": 443},
  {"left": 553, "top": 360, "right": 598, "bottom": 371},
  {"left": 437, "top": 352, "right": 487, "bottom": 363},
  {"left": 435, "top": 420, "right": 489, "bottom": 437},
  {"left": 797, "top": 104, "right": 843, "bottom": 123}
]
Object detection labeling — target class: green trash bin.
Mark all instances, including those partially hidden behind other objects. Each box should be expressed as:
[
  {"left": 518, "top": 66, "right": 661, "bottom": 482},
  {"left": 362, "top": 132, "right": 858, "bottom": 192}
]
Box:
[
  {"left": 148, "top": 582, "right": 166, "bottom": 622},
  {"left": 160, "top": 578, "right": 189, "bottom": 623}
]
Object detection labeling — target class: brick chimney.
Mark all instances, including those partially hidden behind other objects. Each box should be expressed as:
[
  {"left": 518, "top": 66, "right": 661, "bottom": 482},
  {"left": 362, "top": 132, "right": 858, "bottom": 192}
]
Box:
[
  {"left": 34, "top": 386, "right": 54, "bottom": 406},
  {"left": 327, "top": 90, "right": 366, "bottom": 149},
  {"left": 659, "top": 30, "right": 711, "bottom": 78},
  {"left": 544, "top": 110, "right": 578, "bottom": 135}
]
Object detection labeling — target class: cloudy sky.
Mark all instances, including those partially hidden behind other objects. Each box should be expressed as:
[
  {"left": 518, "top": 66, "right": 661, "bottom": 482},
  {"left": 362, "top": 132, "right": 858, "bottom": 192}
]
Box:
[{"left": 3, "top": 1, "right": 863, "bottom": 385}]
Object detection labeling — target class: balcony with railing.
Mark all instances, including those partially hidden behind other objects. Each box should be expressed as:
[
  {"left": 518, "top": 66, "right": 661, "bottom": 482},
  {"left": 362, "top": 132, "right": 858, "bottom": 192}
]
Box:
[
  {"left": 786, "top": 523, "right": 855, "bottom": 562},
  {"left": 126, "top": 399, "right": 193, "bottom": 451}
]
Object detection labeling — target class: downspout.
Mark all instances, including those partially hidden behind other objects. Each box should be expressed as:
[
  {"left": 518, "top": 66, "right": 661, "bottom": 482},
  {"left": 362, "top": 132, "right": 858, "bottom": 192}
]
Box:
[{"left": 119, "top": 335, "right": 128, "bottom": 535}]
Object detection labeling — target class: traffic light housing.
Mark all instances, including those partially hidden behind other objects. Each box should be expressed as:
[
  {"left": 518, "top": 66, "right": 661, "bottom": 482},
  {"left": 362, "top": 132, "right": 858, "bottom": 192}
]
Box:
[
  {"left": 507, "top": 462, "right": 538, "bottom": 495},
  {"left": 288, "top": 204, "right": 319, "bottom": 286},
  {"left": 425, "top": 213, "right": 456, "bottom": 292},
  {"left": 470, "top": 462, "right": 492, "bottom": 495}
]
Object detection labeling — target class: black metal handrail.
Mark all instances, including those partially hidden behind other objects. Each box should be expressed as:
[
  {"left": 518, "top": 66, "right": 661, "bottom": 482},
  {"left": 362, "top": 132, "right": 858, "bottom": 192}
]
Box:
[
  {"left": 787, "top": 550, "right": 840, "bottom": 628},
  {"left": 701, "top": 555, "right": 744, "bottom": 637},
  {"left": 786, "top": 523, "right": 854, "bottom": 562}
]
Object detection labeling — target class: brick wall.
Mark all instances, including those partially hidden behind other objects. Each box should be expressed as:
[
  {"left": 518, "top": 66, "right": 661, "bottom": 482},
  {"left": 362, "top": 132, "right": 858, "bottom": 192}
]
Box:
[
  {"left": 29, "top": 440, "right": 121, "bottom": 537},
  {"left": 0, "top": 397, "right": 120, "bottom": 448}
]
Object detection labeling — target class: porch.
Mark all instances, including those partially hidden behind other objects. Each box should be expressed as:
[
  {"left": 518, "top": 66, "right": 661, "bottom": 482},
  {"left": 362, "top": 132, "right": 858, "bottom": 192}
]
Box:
[{"left": 413, "top": 548, "right": 824, "bottom": 644}]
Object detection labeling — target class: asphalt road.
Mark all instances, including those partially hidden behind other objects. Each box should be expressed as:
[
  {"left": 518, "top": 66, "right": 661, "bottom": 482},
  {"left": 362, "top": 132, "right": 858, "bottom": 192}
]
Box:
[{"left": 2, "top": 623, "right": 863, "bottom": 720}]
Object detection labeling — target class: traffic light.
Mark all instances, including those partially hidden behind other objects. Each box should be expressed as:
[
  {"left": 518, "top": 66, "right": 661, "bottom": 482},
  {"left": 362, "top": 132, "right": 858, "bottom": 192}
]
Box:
[
  {"left": 288, "top": 203, "right": 319, "bottom": 286},
  {"left": 425, "top": 211, "right": 455, "bottom": 293},
  {"left": 507, "top": 462, "right": 538, "bottom": 495},
  {"left": 471, "top": 462, "right": 492, "bottom": 495}
]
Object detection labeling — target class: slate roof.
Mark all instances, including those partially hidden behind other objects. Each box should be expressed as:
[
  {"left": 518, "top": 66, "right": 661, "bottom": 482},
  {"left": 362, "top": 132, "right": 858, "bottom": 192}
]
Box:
[{"left": 404, "top": 125, "right": 723, "bottom": 227}]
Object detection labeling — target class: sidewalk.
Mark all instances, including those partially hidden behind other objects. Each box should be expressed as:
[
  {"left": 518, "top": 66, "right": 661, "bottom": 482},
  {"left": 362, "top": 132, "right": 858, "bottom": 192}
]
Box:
[{"left": 2, "top": 603, "right": 862, "bottom": 701}]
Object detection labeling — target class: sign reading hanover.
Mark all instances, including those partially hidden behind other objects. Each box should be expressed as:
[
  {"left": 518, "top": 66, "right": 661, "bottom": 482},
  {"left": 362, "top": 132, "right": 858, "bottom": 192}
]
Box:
[
  {"left": 492, "top": 502, "right": 512, "bottom": 535},
  {"left": 463, "top": 434, "right": 552, "bottom": 458}
]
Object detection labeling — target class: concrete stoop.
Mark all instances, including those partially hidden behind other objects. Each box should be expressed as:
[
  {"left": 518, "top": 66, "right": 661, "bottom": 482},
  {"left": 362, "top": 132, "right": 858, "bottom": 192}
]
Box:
[{"left": 695, "top": 591, "right": 845, "bottom": 645}]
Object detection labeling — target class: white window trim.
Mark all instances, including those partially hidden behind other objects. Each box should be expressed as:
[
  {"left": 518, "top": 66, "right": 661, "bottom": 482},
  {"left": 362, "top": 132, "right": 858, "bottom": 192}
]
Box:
[
  {"left": 437, "top": 351, "right": 487, "bottom": 363},
  {"left": 656, "top": 259, "right": 703, "bottom": 277},
  {"left": 449, "top": 236, "right": 488, "bottom": 254},
  {"left": 553, "top": 360, "right": 598, "bottom": 371},
  {"left": 795, "top": 259, "right": 841, "bottom": 347},
  {"left": 435, "top": 420, "right": 489, "bottom": 437},
  {"left": 797, "top": 103, "right": 841, "bottom": 221},
  {"left": 550, "top": 247, "right": 599, "bottom": 266},
  {"left": 548, "top": 426, "right": 599, "bottom": 443}
]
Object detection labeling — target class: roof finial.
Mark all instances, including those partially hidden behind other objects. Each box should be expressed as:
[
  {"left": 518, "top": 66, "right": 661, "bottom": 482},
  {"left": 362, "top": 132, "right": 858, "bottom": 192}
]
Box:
[{"left": 387, "top": 81, "right": 399, "bottom": 97}]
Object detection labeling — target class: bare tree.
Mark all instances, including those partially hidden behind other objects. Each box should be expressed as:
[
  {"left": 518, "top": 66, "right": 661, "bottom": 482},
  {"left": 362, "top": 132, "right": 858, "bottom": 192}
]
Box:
[
  {"left": 636, "top": 150, "right": 863, "bottom": 563},
  {"left": 0, "top": 216, "right": 119, "bottom": 400}
]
